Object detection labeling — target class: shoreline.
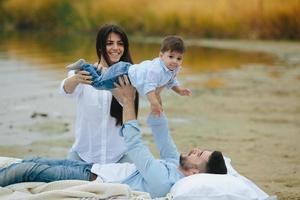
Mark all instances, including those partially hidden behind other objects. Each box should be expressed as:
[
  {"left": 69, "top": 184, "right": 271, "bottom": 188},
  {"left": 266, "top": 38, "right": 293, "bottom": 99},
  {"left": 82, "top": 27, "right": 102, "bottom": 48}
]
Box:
[{"left": 0, "top": 39, "right": 299, "bottom": 199}]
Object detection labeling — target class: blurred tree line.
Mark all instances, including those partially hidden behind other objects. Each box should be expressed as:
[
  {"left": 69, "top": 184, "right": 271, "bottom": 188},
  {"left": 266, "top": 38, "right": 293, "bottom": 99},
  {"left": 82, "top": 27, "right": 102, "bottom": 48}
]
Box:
[{"left": 0, "top": 0, "right": 299, "bottom": 39}]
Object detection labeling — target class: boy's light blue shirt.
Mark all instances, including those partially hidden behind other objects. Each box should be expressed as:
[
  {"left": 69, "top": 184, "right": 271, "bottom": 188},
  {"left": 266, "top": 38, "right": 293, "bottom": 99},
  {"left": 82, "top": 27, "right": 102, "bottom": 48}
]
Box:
[
  {"left": 119, "top": 114, "right": 184, "bottom": 198},
  {"left": 128, "top": 58, "right": 180, "bottom": 96}
]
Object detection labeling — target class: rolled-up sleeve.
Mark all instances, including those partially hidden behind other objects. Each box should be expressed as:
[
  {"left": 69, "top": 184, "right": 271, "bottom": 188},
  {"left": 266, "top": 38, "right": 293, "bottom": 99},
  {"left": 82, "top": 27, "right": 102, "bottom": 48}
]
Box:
[
  {"left": 166, "top": 77, "right": 179, "bottom": 89},
  {"left": 143, "top": 70, "right": 161, "bottom": 95}
]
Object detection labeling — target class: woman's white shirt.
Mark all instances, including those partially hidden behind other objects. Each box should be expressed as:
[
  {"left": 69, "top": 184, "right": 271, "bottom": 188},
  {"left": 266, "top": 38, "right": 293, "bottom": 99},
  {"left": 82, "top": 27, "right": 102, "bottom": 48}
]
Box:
[{"left": 59, "top": 70, "right": 127, "bottom": 164}]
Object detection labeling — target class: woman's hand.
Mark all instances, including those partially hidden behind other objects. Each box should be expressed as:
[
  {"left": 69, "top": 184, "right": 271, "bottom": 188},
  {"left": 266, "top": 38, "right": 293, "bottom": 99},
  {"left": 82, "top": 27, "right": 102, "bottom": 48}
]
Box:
[
  {"left": 63, "top": 70, "right": 92, "bottom": 94},
  {"left": 74, "top": 70, "right": 93, "bottom": 85}
]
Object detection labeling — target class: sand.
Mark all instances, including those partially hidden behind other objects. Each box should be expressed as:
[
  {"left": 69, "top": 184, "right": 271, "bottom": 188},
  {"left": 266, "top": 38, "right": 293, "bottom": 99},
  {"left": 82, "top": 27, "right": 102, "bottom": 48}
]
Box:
[{"left": 0, "top": 39, "right": 299, "bottom": 199}]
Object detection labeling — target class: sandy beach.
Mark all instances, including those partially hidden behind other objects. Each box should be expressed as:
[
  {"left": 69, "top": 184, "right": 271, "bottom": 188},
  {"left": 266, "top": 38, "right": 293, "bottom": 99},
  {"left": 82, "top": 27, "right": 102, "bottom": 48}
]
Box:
[{"left": 0, "top": 40, "right": 299, "bottom": 199}]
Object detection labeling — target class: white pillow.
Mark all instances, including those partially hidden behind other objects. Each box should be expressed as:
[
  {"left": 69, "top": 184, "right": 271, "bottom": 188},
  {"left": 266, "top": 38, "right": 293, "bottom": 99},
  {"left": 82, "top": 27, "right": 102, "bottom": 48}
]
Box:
[
  {"left": 170, "top": 174, "right": 261, "bottom": 200},
  {"left": 224, "top": 157, "right": 269, "bottom": 199}
]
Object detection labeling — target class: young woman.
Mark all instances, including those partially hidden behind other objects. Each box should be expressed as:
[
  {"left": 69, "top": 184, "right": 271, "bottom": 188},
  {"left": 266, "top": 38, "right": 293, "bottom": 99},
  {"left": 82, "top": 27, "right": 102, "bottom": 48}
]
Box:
[{"left": 60, "top": 24, "right": 139, "bottom": 164}]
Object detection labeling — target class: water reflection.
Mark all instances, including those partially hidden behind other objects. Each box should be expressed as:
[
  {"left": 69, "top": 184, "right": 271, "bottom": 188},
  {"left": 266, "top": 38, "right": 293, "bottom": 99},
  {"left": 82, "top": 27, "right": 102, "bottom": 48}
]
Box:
[
  {"left": 131, "top": 42, "right": 276, "bottom": 75},
  {"left": 0, "top": 33, "right": 277, "bottom": 77}
]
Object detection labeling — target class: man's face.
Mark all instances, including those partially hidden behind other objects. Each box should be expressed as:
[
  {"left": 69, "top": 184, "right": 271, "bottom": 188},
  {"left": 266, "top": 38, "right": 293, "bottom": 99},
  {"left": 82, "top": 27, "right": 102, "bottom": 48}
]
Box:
[{"left": 180, "top": 148, "right": 212, "bottom": 174}]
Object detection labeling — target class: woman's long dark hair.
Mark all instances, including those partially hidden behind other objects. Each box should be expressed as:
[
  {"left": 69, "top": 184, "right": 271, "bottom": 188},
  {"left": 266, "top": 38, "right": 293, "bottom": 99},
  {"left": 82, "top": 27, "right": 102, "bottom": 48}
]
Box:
[{"left": 96, "top": 24, "right": 139, "bottom": 126}]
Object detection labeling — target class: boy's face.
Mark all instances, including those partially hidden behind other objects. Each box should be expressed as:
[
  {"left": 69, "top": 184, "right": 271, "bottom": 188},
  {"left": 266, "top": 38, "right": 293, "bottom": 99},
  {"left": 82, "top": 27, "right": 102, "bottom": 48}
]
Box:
[{"left": 159, "top": 50, "right": 183, "bottom": 71}]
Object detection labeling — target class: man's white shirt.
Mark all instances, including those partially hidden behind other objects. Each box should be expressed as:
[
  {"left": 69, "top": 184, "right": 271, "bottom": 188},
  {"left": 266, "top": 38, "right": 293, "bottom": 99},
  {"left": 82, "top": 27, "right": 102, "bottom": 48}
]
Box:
[{"left": 91, "top": 163, "right": 136, "bottom": 183}]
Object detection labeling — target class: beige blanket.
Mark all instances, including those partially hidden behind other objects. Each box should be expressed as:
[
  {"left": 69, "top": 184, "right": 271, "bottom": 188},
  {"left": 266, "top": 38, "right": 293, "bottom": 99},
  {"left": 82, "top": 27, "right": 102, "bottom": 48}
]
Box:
[{"left": 0, "top": 157, "right": 171, "bottom": 200}]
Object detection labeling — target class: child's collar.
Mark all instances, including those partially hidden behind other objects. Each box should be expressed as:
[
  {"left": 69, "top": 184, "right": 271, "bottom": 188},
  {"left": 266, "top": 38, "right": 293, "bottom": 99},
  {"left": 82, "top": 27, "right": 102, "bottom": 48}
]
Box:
[{"left": 159, "top": 58, "right": 179, "bottom": 72}]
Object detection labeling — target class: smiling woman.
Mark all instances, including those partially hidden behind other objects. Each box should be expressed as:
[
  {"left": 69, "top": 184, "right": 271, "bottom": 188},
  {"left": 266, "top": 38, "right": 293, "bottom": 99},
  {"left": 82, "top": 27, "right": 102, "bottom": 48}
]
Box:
[
  {"left": 95, "top": 25, "right": 132, "bottom": 68},
  {"left": 104, "top": 33, "right": 125, "bottom": 64},
  {"left": 59, "top": 24, "right": 139, "bottom": 164}
]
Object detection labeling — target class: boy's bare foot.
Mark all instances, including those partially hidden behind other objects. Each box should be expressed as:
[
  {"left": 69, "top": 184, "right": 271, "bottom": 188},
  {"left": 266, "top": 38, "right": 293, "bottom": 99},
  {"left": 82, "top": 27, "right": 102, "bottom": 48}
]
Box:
[{"left": 66, "top": 59, "right": 86, "bottom": 70}]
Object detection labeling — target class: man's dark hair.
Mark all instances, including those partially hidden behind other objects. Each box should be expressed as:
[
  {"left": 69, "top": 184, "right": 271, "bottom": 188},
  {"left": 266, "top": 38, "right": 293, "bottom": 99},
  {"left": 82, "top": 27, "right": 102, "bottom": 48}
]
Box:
[
  {"left": 207, "top": 151, "right": 227, "bottom": 174},
  {"left": 160, "top": 35, "right": 185, "bottom": 53}
]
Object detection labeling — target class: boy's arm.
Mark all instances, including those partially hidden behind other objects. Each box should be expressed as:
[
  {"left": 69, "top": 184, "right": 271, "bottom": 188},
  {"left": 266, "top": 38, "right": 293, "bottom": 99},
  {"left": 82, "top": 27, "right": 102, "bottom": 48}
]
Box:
[
  {"left": 172, "top": 85, "right": 192, "bottom": 96},
  {"left": 147, "top": 91, "right": 163, "bottom": 116}
]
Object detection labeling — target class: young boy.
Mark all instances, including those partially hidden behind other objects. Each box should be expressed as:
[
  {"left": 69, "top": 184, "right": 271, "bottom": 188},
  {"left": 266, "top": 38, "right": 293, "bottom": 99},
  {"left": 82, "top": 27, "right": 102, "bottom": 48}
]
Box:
[{"left": 67, "top": 35, "right": 191, "bottom": 116}]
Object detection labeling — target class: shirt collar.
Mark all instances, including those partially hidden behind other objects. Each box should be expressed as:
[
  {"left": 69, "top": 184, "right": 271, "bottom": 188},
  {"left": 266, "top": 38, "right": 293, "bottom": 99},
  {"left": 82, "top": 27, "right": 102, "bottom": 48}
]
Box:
[{"left": 159, "top": 58, "right": 180, "bottom": 73}]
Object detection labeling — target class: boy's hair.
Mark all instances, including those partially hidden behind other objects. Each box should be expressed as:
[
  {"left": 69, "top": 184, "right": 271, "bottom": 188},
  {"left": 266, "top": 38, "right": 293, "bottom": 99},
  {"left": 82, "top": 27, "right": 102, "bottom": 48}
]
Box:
[
  {"left": 206, "top": 151, "right": 227, "bottom": 174},
  {"left": 160, "top": 35, "right": 185, "bottom": 53}
]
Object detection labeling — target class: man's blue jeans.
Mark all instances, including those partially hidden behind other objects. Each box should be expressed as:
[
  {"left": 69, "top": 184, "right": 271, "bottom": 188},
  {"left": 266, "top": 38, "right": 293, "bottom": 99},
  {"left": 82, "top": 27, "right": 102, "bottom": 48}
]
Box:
[
  {"left": 81, "top": 61, "right": 132, "bottom": 89},
  {"left": 0, "top": 157, "right": 92, "bottom": 187}
]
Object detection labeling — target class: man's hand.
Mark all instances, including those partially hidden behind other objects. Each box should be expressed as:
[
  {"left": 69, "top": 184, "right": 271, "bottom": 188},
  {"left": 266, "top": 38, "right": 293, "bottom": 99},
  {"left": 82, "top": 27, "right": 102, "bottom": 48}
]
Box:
[
  {"left": 113, "top": 75, "right": 137, "bottom": 122},
  {"left": 113, "top": 75, "right": 136, "bottom": 103}
]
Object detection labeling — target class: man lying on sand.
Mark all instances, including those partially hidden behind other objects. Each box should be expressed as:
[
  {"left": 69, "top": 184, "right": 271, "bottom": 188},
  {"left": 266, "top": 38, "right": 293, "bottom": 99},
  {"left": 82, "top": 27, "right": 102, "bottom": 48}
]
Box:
[{"left": 0, "top": 76, "right": 227, "bottom": 198}]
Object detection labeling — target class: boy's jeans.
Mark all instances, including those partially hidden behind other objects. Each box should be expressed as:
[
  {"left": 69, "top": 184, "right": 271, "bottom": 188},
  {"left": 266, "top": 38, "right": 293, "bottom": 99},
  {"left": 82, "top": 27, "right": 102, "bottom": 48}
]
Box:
[
  {"left": 0, "top": 157, "right": 92, "bottom": 187},
  {"left": 82, "top": 61, "right": 132, "bottom": 89}
]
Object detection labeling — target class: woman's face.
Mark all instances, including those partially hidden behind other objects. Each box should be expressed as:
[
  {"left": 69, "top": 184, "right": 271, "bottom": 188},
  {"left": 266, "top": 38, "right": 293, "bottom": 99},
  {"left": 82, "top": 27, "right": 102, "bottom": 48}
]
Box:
[{"left": 106, "top": 32, "right": 125, "bottom": 64}]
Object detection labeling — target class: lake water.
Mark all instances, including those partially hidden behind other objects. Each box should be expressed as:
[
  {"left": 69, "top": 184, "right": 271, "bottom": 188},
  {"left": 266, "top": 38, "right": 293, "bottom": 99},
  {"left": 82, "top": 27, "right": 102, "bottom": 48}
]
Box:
[
  {"left": 0, "top": 33, "right": 277, "bottom": 81},
  {"left": 0, "top": 33, "right": 279, "bottom": 146}
]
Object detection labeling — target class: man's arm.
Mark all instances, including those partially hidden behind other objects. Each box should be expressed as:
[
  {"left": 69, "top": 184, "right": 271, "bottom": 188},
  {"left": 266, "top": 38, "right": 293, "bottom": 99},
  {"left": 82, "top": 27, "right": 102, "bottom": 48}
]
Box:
[
  {"left": 114, "top": 76, "right": 173, "bottom": 186},
  {"left": 115, "top": 76, "right": 178, "bottom": 164},
  {"left": 113, "top": 76, "right": 136, "bottom": 122},
  {"left": 147, "top": 113, "right": 180, "bottom": 165}
]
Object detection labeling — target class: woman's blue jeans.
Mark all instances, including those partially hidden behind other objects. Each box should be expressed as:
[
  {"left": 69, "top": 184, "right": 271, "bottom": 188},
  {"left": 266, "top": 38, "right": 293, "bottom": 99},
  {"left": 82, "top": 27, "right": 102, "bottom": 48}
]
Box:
[{"left": 0, "top": 157, "right": 92, "bottom": 187}]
